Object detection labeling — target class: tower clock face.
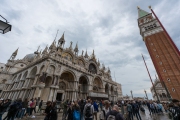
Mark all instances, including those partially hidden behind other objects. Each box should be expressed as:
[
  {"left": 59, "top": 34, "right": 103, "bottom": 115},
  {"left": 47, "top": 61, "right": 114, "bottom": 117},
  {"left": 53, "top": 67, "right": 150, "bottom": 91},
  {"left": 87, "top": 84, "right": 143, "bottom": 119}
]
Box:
[{"left": 89, "top": 63, "right": 97, "bottom": 74}]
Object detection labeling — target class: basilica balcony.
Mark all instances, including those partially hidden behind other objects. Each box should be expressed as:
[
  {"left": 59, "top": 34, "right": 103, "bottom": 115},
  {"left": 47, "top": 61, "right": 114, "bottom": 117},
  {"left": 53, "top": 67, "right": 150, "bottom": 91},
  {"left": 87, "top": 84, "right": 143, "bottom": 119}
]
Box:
[
  {"left": 37, "top": 82, "right": 45, "bottom": 88},
  {"left": 49, "top": 85, "right": 57, "bottom": 88},
  {"left": 88, "top": 92, "right": 108, "bottom": 98}
]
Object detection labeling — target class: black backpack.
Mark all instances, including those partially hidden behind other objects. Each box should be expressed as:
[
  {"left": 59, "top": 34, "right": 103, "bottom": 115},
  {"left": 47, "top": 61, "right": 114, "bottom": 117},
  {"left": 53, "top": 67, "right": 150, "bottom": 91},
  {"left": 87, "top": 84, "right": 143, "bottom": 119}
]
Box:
[{"left": 85, "top": 105, "right": 92, "bottom": 118}]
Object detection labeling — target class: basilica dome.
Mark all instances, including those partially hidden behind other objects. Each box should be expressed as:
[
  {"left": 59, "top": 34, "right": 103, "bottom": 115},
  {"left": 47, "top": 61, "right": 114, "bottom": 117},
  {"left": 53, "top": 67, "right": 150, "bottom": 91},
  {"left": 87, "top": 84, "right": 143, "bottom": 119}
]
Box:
[{"left": 24, "top": 53, "right": 36, "bottom": 62}]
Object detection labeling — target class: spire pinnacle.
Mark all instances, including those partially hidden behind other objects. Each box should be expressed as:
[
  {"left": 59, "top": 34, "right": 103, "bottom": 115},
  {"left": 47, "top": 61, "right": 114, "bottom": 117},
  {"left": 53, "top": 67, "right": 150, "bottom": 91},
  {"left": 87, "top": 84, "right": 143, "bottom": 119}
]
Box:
[
  {"left": 58, "top": 32, "right": 65, "bottom": 47},
  {"left": 69, "top": 41, "right": 73, "bottom": 50},
  {"left": 84, "top": 49, "right": 89, "bottom": 58},
  {"left": 137, "top": 7, "right": 150, "bottom": 18},
  {"left": 10, "top": 48, "right": 19, "bottom": 60},
  {"left": 42, "top": 45, "right": 48, "bottom": 54},
  {"left": 13, "top": 48, "right": 19, "bottom": 56},
  {"left": 74, "top": 42, "right": 79, "bottom": 53}
]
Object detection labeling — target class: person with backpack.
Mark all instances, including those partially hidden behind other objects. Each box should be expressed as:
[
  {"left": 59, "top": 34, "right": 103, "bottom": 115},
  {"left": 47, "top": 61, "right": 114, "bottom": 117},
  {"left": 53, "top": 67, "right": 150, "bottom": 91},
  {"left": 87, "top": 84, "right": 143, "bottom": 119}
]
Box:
[
  {"left": 44, "top": 101, "right": 52, "bottom": 120},
  {"left": 83, "top": 99, "right": 94, "bottom": 120},
  {"left": 4, "top": 100, "right": 21, "bottom": 120},
  {"left": 67, "top": 103, "right": 74, "bottom": 120},
  {"left": 79, "top": 99, "right": 85, "bottom": 120},
  {"left": 127, "top": 101, "right": 133, "bottom": 120},
  {"left": 132, "top": 101, "right": 142, "bottom": 120},
  {"left": 106, "top": 105, "right": 124, "bottom": 120},
  {"left": 169, "top": 99, "right": 180, "bottom": 120},
  {"left": 99, "top": 100, "right": 111, "bottom": 120},
  {"left": 93, "top": 100, "right": 99, "bottom": 120},
  {"left": 0, "top": 99, "right": 11, "bottom": 120},
  {"left": 30, "top": 99, "right": 36, "bottom": 118},
  {"left": 38, "top": 100, "right": 43, "bottom": 113},
  {"left": 73, "top": 101, "right": 81, "bottom": 120},
  {"left": 49, "top": 102, "right": 57, "bottom": 120},
  {"left": 62, "top": 99, "right": 69, "bottom": 120}
]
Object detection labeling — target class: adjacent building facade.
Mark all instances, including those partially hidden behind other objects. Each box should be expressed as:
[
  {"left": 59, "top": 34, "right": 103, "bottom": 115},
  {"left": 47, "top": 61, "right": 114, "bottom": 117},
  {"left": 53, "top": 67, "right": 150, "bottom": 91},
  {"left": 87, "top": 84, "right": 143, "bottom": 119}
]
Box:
[
  {"left": 137, "top": 7, "right": 180, "bottom": 100},
  {"left": 0, "top": 33, "right": 122, "bottom": 102},
  {"left": 150, "top": 78, "right": 168, "bottom": 101}
]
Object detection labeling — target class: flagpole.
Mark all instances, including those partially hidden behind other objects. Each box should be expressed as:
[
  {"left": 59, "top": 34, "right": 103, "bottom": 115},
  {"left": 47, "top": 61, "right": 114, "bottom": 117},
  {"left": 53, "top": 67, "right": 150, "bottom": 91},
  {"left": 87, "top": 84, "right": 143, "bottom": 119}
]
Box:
[{"left": 141, "top": 54, "right": 160, "bottom": 102}]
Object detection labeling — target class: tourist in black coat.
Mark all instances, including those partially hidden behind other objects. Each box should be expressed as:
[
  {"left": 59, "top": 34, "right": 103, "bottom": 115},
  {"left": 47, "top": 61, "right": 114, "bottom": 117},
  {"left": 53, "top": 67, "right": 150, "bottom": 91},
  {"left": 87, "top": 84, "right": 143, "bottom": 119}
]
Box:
[
  {"left": 67, "top": 103, "right": 74, "bottom": 120},
  {"left": 49, "top": 102, "right": 57, "bottom": 120}
]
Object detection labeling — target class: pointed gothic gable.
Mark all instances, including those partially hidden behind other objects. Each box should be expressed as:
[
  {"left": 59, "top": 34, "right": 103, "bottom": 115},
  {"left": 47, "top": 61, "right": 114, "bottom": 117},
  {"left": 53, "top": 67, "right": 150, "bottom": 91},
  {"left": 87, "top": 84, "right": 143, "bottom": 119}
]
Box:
[{"left": 138, "top": 8, "right": 150, "bottom": 18}]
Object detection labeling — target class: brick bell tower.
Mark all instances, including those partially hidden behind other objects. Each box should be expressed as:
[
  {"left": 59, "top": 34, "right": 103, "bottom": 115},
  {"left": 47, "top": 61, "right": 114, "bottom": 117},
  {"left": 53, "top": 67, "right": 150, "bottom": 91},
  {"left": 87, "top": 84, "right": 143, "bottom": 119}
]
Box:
[{"left": 137, "top": 6, "right": 180, "bottom": 100}]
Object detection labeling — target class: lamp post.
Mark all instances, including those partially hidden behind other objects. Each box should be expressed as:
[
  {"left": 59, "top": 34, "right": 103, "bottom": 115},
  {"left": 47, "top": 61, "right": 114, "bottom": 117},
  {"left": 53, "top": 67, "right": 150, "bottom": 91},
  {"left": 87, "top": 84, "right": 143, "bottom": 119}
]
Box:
[
  {"left": 0, "top": 15, "right": 12, "bottom": 34},
  {"left": 130, "top": 90, "right": 133, "bottom": 99},
  {"left": 144, "top": 90, "right": 148, "bottom": 100}
]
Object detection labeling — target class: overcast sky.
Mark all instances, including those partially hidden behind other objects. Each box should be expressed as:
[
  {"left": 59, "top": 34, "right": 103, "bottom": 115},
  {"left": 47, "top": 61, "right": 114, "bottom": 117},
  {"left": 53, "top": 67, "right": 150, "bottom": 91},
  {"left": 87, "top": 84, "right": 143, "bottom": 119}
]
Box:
[{"left": 0, "top": 0, "right": 180, "bottom": 99}]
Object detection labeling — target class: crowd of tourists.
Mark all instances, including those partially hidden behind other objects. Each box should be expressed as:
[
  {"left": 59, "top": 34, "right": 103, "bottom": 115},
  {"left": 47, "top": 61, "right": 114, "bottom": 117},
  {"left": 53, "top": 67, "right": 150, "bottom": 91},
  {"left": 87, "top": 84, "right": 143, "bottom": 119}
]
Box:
[{"left": 0, "top": 97, "right": 180, "bottom": 120}]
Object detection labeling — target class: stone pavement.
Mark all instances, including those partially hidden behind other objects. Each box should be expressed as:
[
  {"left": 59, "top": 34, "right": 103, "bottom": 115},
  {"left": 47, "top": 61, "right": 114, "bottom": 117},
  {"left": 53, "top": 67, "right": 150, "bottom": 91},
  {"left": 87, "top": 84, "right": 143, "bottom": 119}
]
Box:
[{"left": 2, "top": 106, "right": 170, "bottom": 120}]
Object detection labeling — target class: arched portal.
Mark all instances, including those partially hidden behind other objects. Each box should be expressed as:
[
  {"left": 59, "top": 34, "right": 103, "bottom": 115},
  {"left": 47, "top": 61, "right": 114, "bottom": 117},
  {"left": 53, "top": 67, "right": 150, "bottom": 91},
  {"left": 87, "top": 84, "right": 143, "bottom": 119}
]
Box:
[
  {"left": 58, "top": 71, "right": 75, "bottom": 101},
  {"left": 111, "top": 86, "right": 114, "bottom": 95},
  {"left": 105, "top": 84, "right": 109, "bottom": 93},
  {"left": 93, "top": 77, "right": 102, "bottom": 92},
  {"left": 79, "top": 76, "right": 88, "bottom": 99}
]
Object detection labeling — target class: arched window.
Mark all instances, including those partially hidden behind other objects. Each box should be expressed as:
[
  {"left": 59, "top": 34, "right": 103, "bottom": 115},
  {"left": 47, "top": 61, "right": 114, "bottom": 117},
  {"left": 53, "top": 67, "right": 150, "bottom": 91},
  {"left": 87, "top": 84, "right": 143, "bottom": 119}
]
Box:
[{"left": 89, "top": 63, "right": 97, "bottom": 74}]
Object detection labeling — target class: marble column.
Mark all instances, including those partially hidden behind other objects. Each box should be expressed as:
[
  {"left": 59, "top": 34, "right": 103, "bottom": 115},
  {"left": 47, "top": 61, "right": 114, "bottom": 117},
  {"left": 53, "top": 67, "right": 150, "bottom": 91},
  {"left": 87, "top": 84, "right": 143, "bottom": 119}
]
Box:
[
  {"left": 48, "top": 88, "right": 53, "bottom": 101},
  {"left": 53, "top": 89, "right": 57, "bottom": 101},
  {"left": 33, "top": 75, "right": 39, "bottom": 85}
]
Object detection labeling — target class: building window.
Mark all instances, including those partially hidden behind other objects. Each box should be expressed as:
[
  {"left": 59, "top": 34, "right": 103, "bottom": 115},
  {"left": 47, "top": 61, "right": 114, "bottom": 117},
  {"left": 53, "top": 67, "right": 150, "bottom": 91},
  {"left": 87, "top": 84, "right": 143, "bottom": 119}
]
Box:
[
  {"left": 156, "top": 55, "right": 159, "bottom": 58},
  {"left": 153, "top": 49, "right": 156, "bottom": 51},
  {"left": 151, "top": 43, "right": 153, "bottom": 45},
  {"left": 172, "top": 88, "right": 175, "bottom": 92},
  {"left": 159, "top": 62, "right": 162, "bottom": 65},
  {"left": 167, "top": 78, "right": 170, "bottom": 81},
  {"left": 163, "top": 69, "right": 166, "bottom": 72},
  {"left": 148, "top": 38, "right": 151, "bottom": 40}
]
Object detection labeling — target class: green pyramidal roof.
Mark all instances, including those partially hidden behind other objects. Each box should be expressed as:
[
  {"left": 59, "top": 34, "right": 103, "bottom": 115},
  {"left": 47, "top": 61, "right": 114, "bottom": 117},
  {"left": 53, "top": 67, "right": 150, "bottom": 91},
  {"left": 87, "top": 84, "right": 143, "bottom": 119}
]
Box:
[{"left": 138, "top": 8, "right": 150, "bottom": 18}]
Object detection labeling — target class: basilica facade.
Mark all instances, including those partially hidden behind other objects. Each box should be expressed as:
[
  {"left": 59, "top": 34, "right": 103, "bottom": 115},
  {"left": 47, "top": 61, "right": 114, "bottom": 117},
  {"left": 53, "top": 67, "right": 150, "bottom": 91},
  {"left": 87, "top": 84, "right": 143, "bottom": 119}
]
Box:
[{"left": 0, "top": 33, "right": 121, "bottom": 102}]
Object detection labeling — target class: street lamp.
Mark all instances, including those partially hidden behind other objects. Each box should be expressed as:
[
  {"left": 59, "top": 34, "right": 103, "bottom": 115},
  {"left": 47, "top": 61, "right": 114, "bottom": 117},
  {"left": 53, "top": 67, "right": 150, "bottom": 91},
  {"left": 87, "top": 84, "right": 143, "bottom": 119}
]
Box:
[
  {"left": 0, "top": 15, "right": 12, "bottom": 34},
  {"left": 144, "top": 89, "right": 148, "bottom": 100},
  {"left": 130, "top": 90, "right": 133, "bottom": 99}
]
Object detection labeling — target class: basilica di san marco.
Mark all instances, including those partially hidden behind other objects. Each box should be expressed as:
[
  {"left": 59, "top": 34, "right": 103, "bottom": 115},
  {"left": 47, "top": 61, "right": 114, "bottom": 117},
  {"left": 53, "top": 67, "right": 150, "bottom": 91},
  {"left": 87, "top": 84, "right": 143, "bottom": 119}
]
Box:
[{"left": 0, "top": 33, "right": 122, "bottom": 102}]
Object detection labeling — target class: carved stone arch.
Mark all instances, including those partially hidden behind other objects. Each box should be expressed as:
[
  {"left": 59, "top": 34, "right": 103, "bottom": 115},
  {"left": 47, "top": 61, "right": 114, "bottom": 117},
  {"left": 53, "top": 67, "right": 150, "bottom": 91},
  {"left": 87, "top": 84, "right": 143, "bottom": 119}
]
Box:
[
  {"left": 110, "top": 85, "right": 114, "bottom": 95},
  {"left": 105, "top": 83, "right": 109, "bottom": 93},
  {"left": 77, "top": 57, "right": 86, "bottom": 67},
  {"left": 22, "top": 71, "right": 28, "bottom": 80},
  {"left": 47, "top": 64, "right": 56, "bottom": 74},
  {"left": 93, "top": 76, "right": 103, "bottom": 89},
  {"left": 88, "top": 62, "right": 98, "bottom": 74},
  {"left": 12, "top": 75, "right": 17, "bottom": 81},
  {"left": 58, "top": 80, "right": 67, "bottom": 90},
  {"left": 44, "top": 76, "right": 53, "bottom": 88},
  {"left": 39, "top": 65, "right": 45, "bottom": 74},
  {"left": 16, "top": 74, "right": 22, "bottom": 82},
  {"left": 79, "top": 75, "right": 89, "bottom": 93},
  {"left": 60, "top": 69, "right": 77, "bottom": 81},
  {"left": 62, "top": 51, "right": 74, "bottom": 62},
  {"left": 28, "top": 66, "right": 38, "bottom": 78},
  {"left": 79, "top": 74, "right": 89, "bottom": 85}
]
